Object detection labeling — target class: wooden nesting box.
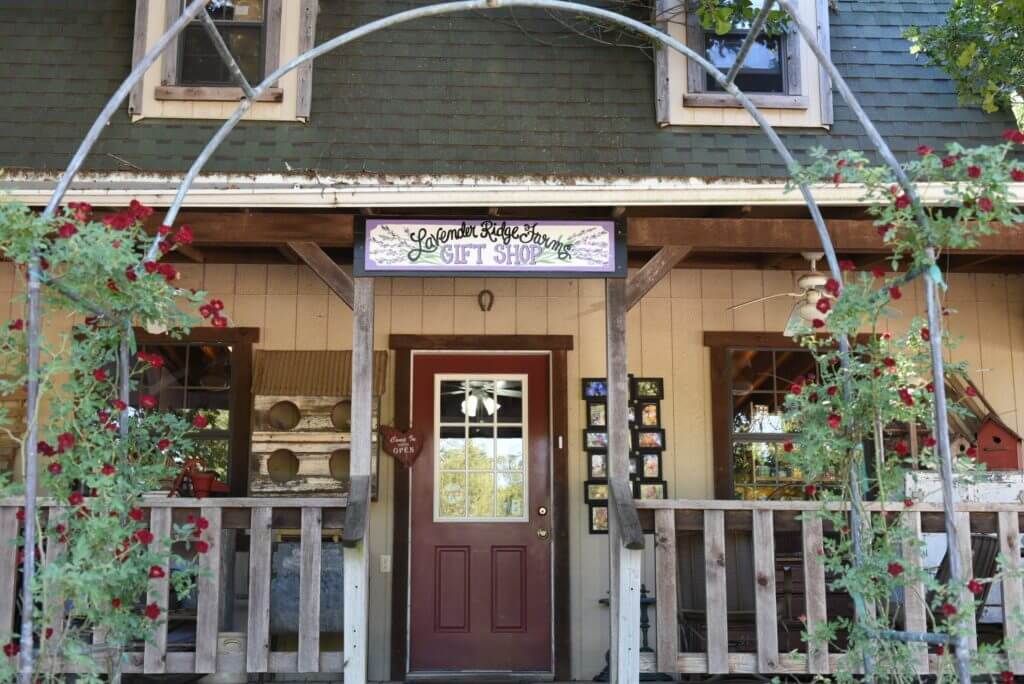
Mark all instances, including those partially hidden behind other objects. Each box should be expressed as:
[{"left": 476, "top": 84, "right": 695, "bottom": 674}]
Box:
[
  {"left": 976, "top": 416, "right": 1023, "bottom": 471},
  {"left": 249, "top": 350, "right": 388, "bottom": 497}
]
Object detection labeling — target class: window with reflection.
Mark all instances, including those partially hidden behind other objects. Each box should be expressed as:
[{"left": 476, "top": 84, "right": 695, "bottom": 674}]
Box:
[
  {"left": 436, "top": 377, "right": 527, "bottom": 521},
  {"left": 134, "top": 342, "right": 234, "bottom": 482},
  {"left": 705, "top": 33, "right": 785, "bottom": 93},
  {"left": 179, "top": 0, "right": 265, "bottom": 86}
]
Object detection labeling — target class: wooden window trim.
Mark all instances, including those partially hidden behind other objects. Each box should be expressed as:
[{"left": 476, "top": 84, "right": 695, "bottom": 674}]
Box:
[
  {"left": 134, "top": 326, "right": 259, "bottom": 496},
  {"left": 154, "top": 85, "right": 284, "bottom": 102}
]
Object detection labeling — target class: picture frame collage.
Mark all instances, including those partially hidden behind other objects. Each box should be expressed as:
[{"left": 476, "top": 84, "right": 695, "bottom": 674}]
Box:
[{"left": 582, "top": 376, "right": 668, "bottom": 534}]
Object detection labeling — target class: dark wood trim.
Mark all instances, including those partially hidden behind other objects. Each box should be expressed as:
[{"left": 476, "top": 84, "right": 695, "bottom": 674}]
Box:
[
  {"left": 135, "top": 326, "right": 261, "bottom": 344},
  {"left": 142, "top": 212, "right": 354, "bottom": 247},
  {"left": 703, "top": 331, "right": 804, "bottom": 349},
  {"left": 389, "top": 334, "right": 574, "bottom": 351},
  {"left": 387, "top": 336, "right": 572, "bottom": 679},
  {"left": 390, "top": 348, "right": 412, "bottom": 681},
  {"left": 709, "top": 345, "right": 732, "bottom": 500}
]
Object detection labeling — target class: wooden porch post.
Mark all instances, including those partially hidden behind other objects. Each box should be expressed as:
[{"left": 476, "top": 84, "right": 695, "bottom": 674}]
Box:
[
  {"left": 344, "top": 277, "right": 374, "bottom": 684},
  {"left": 605, "top": 278, "right": 643, "bottom": 682}
]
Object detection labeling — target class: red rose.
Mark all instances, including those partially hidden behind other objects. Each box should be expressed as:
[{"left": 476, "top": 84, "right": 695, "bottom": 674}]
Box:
[
  {"left": 808, "top": 392, "right": 818, "bottom": 403},
  {"left": 57, "top": 432, "right": 74, "bottom": 451},
  {"left": 899, "top": 388, "right": 915, "bottom": 406},
  {"left": 44, "top": 628, "right": 53, "bottom": 640},
  {"left": 199, "top": 304, "right": 213, "bottom": 318},
  {"left": 15, "top": 509, "right": 23, "bottom": 523},
  {"left": 175, "top": 225, "right": 194, "bottom": 245},
  {"left": 812, "top": 318, "right": 826, "bottom": 329},
  {"left": 978, "top": 197, "right": 994, "bottom": 212},
  {"left": 967, "top": 165, "right": 982, "bottom": 178},
  {"left": 134, "top": 529, "right": 154, "bottom": 545},
  {"left": 128, "top": 508, "right": 144, "bottom": 522},
  {"left": 941, "top": 156, "right": 956, "bottom": 168},
  {"left": 92, "top": 369, "right": 107, "bottom": 382},
  {"left": 157, "top": 439, "right": 171, "bottom": 450},
  {"left": 936, "top": 645, "right": 945, "bottom": 656},
  {"left": 158, "top": 224, "right": 172, "bottom": 236},
  {"left": 889, "top": 286, "right": 902, "bottom": 300},
  {"left": 965, "top": 385, "right": 977, "bottom": 397},
  {"left": 883, "top": 357, "right": 896, "bottom": 368},
  {"left": 783, "top": 441, "right": 794, "bottom": 453},
  {"left": 101, "top": 463, "right": 116, "bottom": 476},
  {"left": 888, "top": 562, "right": 904, "bottom": 576},
  {"left": 143, "top": 261, "right": 158, "bottom": 274},
  {"left": 68, "top": 491, "right": 84, "bottom": 506},
  {"left": 968, "top": 579, "right": 983, "bottom": 596},
  {"left": 111, "top": 598, "right": 122, "bottom": 609},
  {"left": 3, "top": 642, "right": 18, "bottom": 657},
  {"left": 926, "top": 382, "right": 935, "bottom": 393},
  {"left": 815, "top": 298, "right": 831, "bottom": 314},
  {"left": 804, "top": 484, "right": 817, "bottom": 497},
  {"left": 195, "top": 540, "right": 210, "bottom": 554},
  {"left": 904, "top": 498, "right": 914, "bottom": 508},
  {"left": 148, "top": 565, "right": 165, "bottom": 579},
  {"left": 895, "top": 194, "right": 911, "bottom": 209},
  {"left": 895, "top": 440, "right": 909, "bottom": 456},
  {"left": 839, "top": 259, "right": 856, "bottom": 272},
  {"left": 111, "top": 399, "right": 127, "bottom": 412},
  {"left": 790, "top": 383, "right": 802, "bottom": 396},
  {"left": 877, "top": 223, "right": 893, "bottom": 237},
  {"left": 8, "top": 319, "right": 23, "bottom": 331},
  {"left": 871, "top": 266, "right": 885, "bottom": 279},
  {"left": 140, "top": 395, "right": 158, "bottom": 410},
  {"left": 58, "top": 222, "right": 77, "bottom": 238},
  {"left": 826, "top": 385, "right": 838, "bottom": 396},
  {"left": 827, "top": 414, "right": 841, "bottom": 429},
  {"left": 967, "top": 446, "right": 978, "bottom": 458},
  {"left": 125, "top": 267, "right": 137, "bottom": 282},
  {"left": 921, "top": 327, "right": 931, "bottom": 341},
  {"left": 197, "top": 516, "right": 210, "bottom": 530},
  {"left": 144, "top": 603, "right": 161, "bottom": 620},
  {"left": 1001, "top": 671, "right": 1014, "bottom": 684},
  {"left": 211, "top": 315, "right": 228, "bottom": 329},
  {"left": 940, "top": 602, "right": 957, "bottom": 617},
  {"left": 193, "top": 414, "right": 209, "bottom": 429},
  {"left": 916, "top": 145, "right": 934, "bottom": 156},
  {"left": 924, "top": 436, "right": 937, "bottom": 447},
  {"left": 47, "top": 462, "right": 62, "bottom": 475},
  {"left": 1002, "top": 129, "right": 1024, "bottom": 144},
  {"left": 823, "top": 278, "right": 841, "bottom": 297},
  {"left": 210, "top": 299, "right": 224, "bottom": 311},
  {"left": 1011, "top": 168, "right": 1024, "bottom": 182},
  {"left": 37, "top": 441, "right": 55, "bottom": 456},
  {"left": 129, "top": 199, "right": 154, "bottom": 220}
]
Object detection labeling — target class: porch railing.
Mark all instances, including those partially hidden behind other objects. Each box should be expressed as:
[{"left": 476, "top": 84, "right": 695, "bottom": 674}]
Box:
[
  {"left": 635, "top": 499, "right": 1024, "bottom": 677},
  {"left": 0, "top": 496, "right": 349, "bottom": 675}
]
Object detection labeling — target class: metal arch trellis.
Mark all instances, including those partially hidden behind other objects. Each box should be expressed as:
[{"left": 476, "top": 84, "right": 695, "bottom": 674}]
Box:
[{"left": 20, "top": 0, "right": 972, "bottom": 682}]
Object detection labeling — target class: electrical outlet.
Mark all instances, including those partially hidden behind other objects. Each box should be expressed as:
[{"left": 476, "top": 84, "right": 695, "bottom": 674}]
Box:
[{"left": 379, "top": 554, "right": 392, "bottom": 573}]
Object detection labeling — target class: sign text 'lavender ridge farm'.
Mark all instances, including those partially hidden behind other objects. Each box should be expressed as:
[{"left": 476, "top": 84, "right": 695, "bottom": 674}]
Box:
[{"left": 355, "top": 218, "right": 625, "bottom": 277}]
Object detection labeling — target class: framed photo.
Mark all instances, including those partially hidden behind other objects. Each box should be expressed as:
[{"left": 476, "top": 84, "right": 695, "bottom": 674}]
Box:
[
  {"left": 584, "top": 429, "right": 608, "bottom": 451},
  {"left": 587, "top": 401, "right": 607, "bottom": 428},
  {"left": 631, "top": 377, "right": 664, "bottom": 400},
  {"left": 641, "top": 451, "right": 662, "bottom": 479},
  {"left": 582, "top": 378, "right": 608, "bottom": 399},
  {"left": 584, "top": 481, "right": 609, "bottom": 503},
  {"left": 637, "top": 401, "right": 660, "bottom": 427},
  {"left": 633, "top": 428, "right": 665, "bottom": 451},
  {"left": 589, "top": 504, "right": 609, "bottom": 534},
  {"left": 639, "top": 481, "right": 667, "bottom": 500},
  {"left": 588, "top": 452, "right": 607, "bottom": 479}
]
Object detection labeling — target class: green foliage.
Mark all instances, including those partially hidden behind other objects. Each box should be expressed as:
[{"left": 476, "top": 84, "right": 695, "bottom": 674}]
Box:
[
  {"left": 692, "top": 0, "right": 789, "bottom": 36},
  {"left": 905, "top": 0, "right": 1024, "bottom": 115},
  {"left": 0, "top": 200, "right": 221, "bottom": 682},
  {"left": 781, "top": 139, "right": 1024, "bottom": 680}
]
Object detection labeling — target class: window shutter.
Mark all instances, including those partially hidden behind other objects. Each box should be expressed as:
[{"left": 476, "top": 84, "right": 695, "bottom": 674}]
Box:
[
  {"left": 129, "top": 0, "right": 151, "bottom": 116},
  {"left": 815, "top": 0, "right": 834, "bottom": 125},
  {"left": 295, "top": 0, "right": 319, "bottom": 121}
]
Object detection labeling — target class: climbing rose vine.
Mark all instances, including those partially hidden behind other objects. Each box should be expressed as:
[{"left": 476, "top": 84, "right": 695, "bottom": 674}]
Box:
[
  {"left": 780, "top": 135, "right": 1024, "bottom": 680},
  {"left": 0, "top": 200, "right": 229, "bottom": 682}
]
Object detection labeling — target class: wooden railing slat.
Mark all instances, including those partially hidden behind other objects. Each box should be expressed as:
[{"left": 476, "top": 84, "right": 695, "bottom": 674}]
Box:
[
  {"left": 43, "top": 506, "right": 68, "bottom": 660},
  {"left": 752, "top": 509, "right": 779, "bottom": 673},
  {"left": 998, "top": 511, "right": 1024, "bottom": 674},
  {"left": 654, "top": 509, "right": 679, "bottom": 675},
  {"left": 954, "top": 511, "right": 977, "bottom": 651},
  {"left": 195, "top": 507, "right": 223, "bottom": 673},
  {"left": 703, "top": 509, "right": 728, "bottom": 674},
  {"left": 144, "top": 507, "right": 172, "bottom": 674},
  {"left": 298, "top": 507, "right": 323, "bottom": 672},
  {"left": 0, "top": 508, "right": 19, "bottom": 639},
  {"left": 902, "top": 510, "right": 929, "bottom": 674},
  {"left": 247, "top": 506, "right": 273, "bottom": 673},
  {"left": 801, "top": 514, "right": 829, "bottom": 674}
]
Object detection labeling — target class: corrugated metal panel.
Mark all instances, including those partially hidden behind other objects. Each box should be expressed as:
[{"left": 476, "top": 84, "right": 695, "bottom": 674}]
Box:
[{"left": 252, "top": 350, "right": 388, "bottom": 397}]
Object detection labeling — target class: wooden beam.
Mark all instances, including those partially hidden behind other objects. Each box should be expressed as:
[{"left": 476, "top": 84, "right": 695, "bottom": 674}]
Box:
[
  {"left": 628, "top": 217, "right": 1024, "bottom": 254},
  {"left": 286, "top": 241, "right": 355, "bottom": 309},
  {"left": 145, "top": 212, "right": 354, "bottom": 246},
  {"left": 174, "top": 243, "right": 205, "bottom": 263},
  {"left": 276, "top": 245, "right": 300, "bottom": 264},
  {"left": 625, "top": 246, "right": 692, "bottom": 310}
]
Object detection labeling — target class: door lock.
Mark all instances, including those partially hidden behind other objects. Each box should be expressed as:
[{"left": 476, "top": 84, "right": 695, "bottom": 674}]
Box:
[
  {"left": 536, "top": 528, "right": 550, "bottom": 540},
  {"left": 537, "top": 506, "right": 548, "bottom": 516}
]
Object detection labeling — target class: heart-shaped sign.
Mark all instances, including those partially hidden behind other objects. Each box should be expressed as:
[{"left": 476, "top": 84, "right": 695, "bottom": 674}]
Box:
[{"left": 380, "top": 425, "right": 425, "bottom": 467}]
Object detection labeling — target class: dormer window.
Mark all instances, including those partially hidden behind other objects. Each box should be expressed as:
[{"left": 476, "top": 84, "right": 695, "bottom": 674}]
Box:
[
  {"left": 179, "top": 0, "right": 266, "bottom": 87},
  {"left": 704, "top": 32, "right": 785, "bottom": 94}
]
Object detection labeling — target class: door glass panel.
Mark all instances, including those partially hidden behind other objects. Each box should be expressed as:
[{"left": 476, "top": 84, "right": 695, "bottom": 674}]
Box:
[{"left": 435, "top": 375, "right": 528, "bottom": 522}]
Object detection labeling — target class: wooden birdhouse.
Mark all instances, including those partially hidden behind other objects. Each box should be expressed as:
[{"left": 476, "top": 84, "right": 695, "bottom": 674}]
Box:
[
  {"left": 249, "top": 350, "right": 388, "bottom": 497},
  {"left": 976, "top": 416, "right": 1023, "bottom": 471}
]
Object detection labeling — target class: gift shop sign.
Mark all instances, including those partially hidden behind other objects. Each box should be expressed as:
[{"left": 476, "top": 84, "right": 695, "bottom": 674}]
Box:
[{"left": 355, "top": 218, "right": 625, "bottom": 277}]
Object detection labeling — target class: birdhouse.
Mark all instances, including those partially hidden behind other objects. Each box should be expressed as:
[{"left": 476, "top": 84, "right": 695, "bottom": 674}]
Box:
[
  {"left": 976, "top": 416, "right": 1023, "bottom": 471},
  {"left": 249, "top": 350, "right": 388, "bottom": 497}
]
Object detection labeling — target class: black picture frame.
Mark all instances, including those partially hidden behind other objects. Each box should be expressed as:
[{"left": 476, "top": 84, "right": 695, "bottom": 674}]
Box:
[
  {"left": 584, "top": 480, "right": 609, "bottom": 503},
  {"left": 631, "top": 377, "right": 664, "bottom": 400},
  {"left": 636, "top": 400, "right": 660, "bottom": 427},
  {"left": 588, "top": 452, "right": 607, "bottom": 479},
  {"left": 589, "top": 504, "right": 609, "bottom": 534},
  {"left": 633, "top": 427, "right": 666, "bottom": 451},
  {"left": 587, "top": 400, "right": 607, "bottom": 428},
  {"left": 628, "top": 455, "right": 639, "bottom": 477},
  {"left": 583, "top": 428, "right": 609, "bottom": 451},
  {"left": 638, "top": 480, "right": 667, "bottom": 500},
  {"left": 640, "top": 451, "right": 662, "bottom": 479},
  {"left": 581, "top": 378, "right": 608, "bottom": 399}
]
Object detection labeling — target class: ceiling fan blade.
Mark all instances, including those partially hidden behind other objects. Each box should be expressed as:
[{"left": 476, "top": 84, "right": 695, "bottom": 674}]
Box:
[
  {"left": 783, "top": 304, "right": 807, "bottom": 338},
  {"left": 727, "top": 292, "right": 802, "bottom": 311}
]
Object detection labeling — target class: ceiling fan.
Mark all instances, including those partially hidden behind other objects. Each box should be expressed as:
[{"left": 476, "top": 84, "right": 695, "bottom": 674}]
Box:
[{"left": 729, "top": 252, "right": 833, "bottom": 337}]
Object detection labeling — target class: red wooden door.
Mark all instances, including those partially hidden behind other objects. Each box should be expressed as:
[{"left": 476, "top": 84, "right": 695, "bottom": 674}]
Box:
[{"left": 409, "top": 353, "right": 552, "bottom": 674}]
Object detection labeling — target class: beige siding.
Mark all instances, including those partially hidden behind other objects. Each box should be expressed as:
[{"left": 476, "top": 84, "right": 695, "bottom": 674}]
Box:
[{"left": 9, "top": 263, "right": 1023, "bottom": 680}]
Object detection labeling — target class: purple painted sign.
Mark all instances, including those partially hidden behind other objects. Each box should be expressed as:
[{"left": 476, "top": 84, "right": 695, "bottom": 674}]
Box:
[{"left": 355, "top": 218, "right": 624, "bottom": 277}]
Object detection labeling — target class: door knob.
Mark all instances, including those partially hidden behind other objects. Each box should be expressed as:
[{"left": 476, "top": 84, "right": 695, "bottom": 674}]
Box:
[{"left": 536, "top": 528, "right": 550, "bottom": 540}]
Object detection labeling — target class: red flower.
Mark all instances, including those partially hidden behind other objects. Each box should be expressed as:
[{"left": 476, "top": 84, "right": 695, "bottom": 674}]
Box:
[
  {"left": 195, "top": 540, "right": 210, "bottom": 554},
  {"left": 942, "top": 156, "right": 956, "bottom": 168},
  {"left": 199, "top": 304, "right": 213, "bottom": 318},
  {"left": 826, "top": 385, "right": 838, "bottom": 396},
  {"left": 111, "top": 399, "right": 127, "bottom": 411},
  {"left": 926, "top": 382, "right": 935, "bottom": 393},
  {"left": 916, "top": 145, "right": 934, "bottom": 156},
  {"left": 899, "top": 387, "right": 915, "bottom": 406},
  {"left": 921, "top": 327, "right": 931, "bottom": 341},
  {"left": 823, "top": 278, "right": 841, "bottom": 297},
  {"left": 1001, "top": 671, "right": 1014, "bottom": 684},
  {"left": 44, "top": 628, "right": 53, "bottom": 640},
  {"left": 15, "top": 509, "right": 23, "bottom": 523},
  {"left": 804, "top": 484, "right": 817, "bottom": 497},
  {"left": 895, "top": 440, "right": 909, "bottom": 456},
  {"left": 68, "top": 491, "right": 84, "bottom": 507},
  {"left": 47, "top": 462, "right": 62, "bottom": 475},
  {"left": 210, "top": 299, "right": 224, "bottom": 311},
  {"left": 111, "top": 598, "right": 122, "bottom": 609},
  {"left": 134, "top": 529, "right": 154, "bottom": 545},
  {"left": 8, "top": 319, "right": 23, "bottom": 331},
  {"left": 904, "top": 498, "right": 914, "bottom": 508},
  {"left": 58, "top": 222, "right": 77, "bottom": 239},
  {"left": 1012, "top": 169, "right": 1024, "bottom": 182},
  {"left": 1002, "top": 129, "right": 1024, "bottom": 144},
  {"left": 143, "top": 261, "right": 158, "bottom": 274},
  {"left": 976, "top": 197, "right": 995, "bottom": 213},
  {"left": 196, "top": 516, "right": 210, "bottom": 530},
  {"left": 101, "top": 463, "right": 116, "bottom": 476},
  {"left": 211, "top": 315, "right": 228, "bottom": 329},
  {"left": 924, "top": 436, "right": 937, "bottom": 447},
  {"left": 140, "top": 395, "right": 158, "bottom": 410},
  {"left": 148, "top": 565, "right": 165, "bottom": 579},
  {"left": 967, "top": 165, "right": 982, "bottom": 179},
  {"left": 92, "top": 368, "right": 107, "bottom": 382},
  {"left": 3, "top": 642, "right": 19, "bottom": 657},
  {"left": 57, "top": 432, "right": 74, "bottom": 451},
  {"left": 37, "top": 441, "right": 54, "bottom": 456},
  {"left": 839, "top": 259, "right": 856, "bottom": 272},
  {"left": 876, "top": 223, "right": 893, "bottom": 237},
  {"left": 935, "top": 645, "right": 945, "bottom": 656},
  {"left": 968, "top": 579, "right": 984, "bottom": 596},
  {"left": 97, "top": 410, "right": 110, "bottom": 424},
  {"left": 790, "top": 383, "right": 802, "bottom": 396},
  {"left": 157, "top": 263, "right": 177, "bottom": 283},
  {"left": 967, "top": 446, "right": 978, "bottom": 458},
  {"left": 895, "top": 194, "right": 911, "bottom": 209},
  {"left": 102, "top": 212, "right": 133, "bottom": 230},
  {"left": 128, "top": 508, "right": 144, "bottom": 522},
  {"left": 158, "top": 224, "right": 172, "bottom": 236},
  {"left": 940, "top": 602, "right": 957, "bottom": 617},
  {"left": 883, "top": 357, "right": 896, "bottom": 368},
  {"left": 157, "top": 438, "right": 171, "bottom": 450},
  {"left": 889, "top": 286, "right": 902, "bottom": 300},
  {"left": 783, "top": 441, "right": 794, "bottom": 453},
  {"left": 871, "top": 266, "right": 886, "bottom": 279},
  {"left": 175, "top": 225, "right": 194, "bottom": 245},
  {"left": 827, "top": 413, "right": 841, "bottom": 430},
  {"left": 815, "top": 298, "right": 831, "bottom": 314},
  {"left": 193, "top": 414, "right": 209, "bottom": 429},
  {"left": 125, "top": 266, "right": 137, "bottom": 282},
  {"left": 144, "top": 603, "right": 161, "bottom": 620},
  {"left": 812, "top": 318, "right": 826, "bottom": 329},
  {"left": 965, "top": 385, "right": 977, "bottom": 397},
  {"left": 888, "top": 561, "right": 904, "bottom": 576},
  {"left": 808, "top": 392, "right": 818, "bottom": 403},
  {"left": 68, "top": 201, "right": 92, "bottom": 219}
]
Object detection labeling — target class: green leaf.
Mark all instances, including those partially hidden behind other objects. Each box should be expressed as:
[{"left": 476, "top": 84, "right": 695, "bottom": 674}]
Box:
[
  {"left": 714, "top": 17, "right": 733, "bottom": 35},
  {"left": 956, "top": 42, "right": 978, "bottom": 68}
]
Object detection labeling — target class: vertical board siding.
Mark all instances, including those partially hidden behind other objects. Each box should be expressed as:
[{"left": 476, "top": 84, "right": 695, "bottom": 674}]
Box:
[{"left": 195, "top": 507, "right": 223, "bottom": 673}]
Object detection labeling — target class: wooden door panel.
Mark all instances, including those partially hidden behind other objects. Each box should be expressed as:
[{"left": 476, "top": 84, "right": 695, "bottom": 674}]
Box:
[
  {"left": 435, "top": 546, "right": 471, "bottom": 632},
  {"left": 491, "top": 546, "right": 526, "bottom": 632}
]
